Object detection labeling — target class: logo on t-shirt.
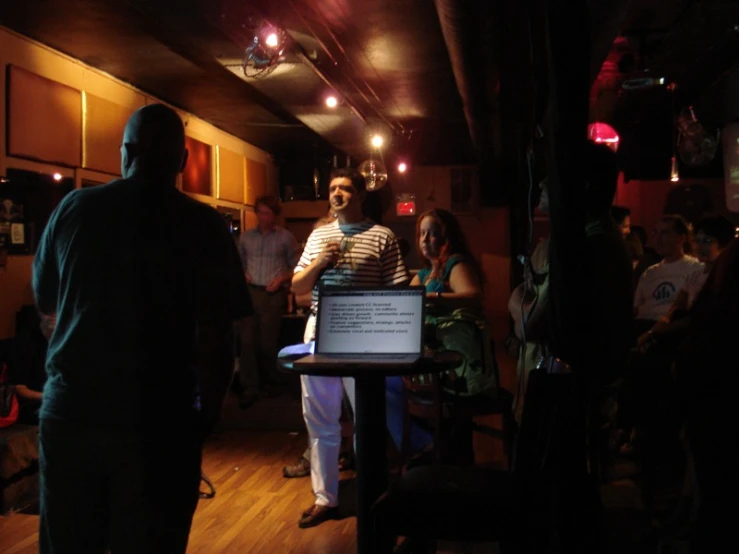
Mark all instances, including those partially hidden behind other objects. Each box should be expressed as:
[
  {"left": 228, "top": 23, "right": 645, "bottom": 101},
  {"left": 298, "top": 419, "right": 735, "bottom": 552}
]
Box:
[{"left": 652, "top": 282, "right": 676, "bottom": 303}]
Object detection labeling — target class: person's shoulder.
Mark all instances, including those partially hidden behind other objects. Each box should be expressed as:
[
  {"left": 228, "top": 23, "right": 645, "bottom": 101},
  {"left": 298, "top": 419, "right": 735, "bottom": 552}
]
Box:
[
  {"left": 175, "top": 192, "right": 220, "bottom": 220},
  {"left": 363, "top": 221, "right": 396, "bottom": 239},
  {"left": 175, "top": 196, "right": 231, "bottom": 239},
  {"left": 78, "top": 178, "right": 134, "bottom": 199},
  {"left": 640, "top": 260, "right": 663, "bottom": 278},
  {"left": 309, "top": 220, "right": 339, "bottom": 237},
  {"left": 684, "top": 267, "right": 703, "bottom": 285},
  {"left": 46, "top": 182, "right": 112, "bottom": 222},
  {"left": 682, "top": 255, "right": 703, "bottom": 269},
  {"left": 275, "top": 225, "right": 295, "bottom": 237},
  {"left": 447, "top": 254, "right": 468, "bottom": 267}
]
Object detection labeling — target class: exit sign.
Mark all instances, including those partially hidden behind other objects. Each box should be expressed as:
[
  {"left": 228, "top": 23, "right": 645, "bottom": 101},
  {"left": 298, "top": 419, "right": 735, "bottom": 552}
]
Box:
[{"left": 396, "top": 193, "right": 416, "bottom": 216}]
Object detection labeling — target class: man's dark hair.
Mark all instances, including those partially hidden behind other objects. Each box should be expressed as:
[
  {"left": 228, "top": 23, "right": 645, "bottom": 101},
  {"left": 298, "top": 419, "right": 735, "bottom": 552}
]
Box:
[
  {"left": 330, "top": 167, "right": 366, "bottom": 193},
  {"left": 610, "top": 205, "right": 631, "bottom": 224},
  {"left": 584, "top": 141, "right": 620, "bottom": 213},
  {"left": 661, "top": 214, "right": 691, "bottom": 236},
  {"left": 695, "top": 214, "right": 736, "bottom": 248},
  {"left": 254, "top": 195, "right": 281, "bottom": 216}
]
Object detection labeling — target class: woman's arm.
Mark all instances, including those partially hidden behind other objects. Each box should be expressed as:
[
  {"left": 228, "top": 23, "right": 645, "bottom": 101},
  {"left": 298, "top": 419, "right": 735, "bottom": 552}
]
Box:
[
  {"left": 15, "top": 384, "right": 43, "bottom": 402},
  {"left": 427, "top": 262, "right": 482, "bottom": 309}
]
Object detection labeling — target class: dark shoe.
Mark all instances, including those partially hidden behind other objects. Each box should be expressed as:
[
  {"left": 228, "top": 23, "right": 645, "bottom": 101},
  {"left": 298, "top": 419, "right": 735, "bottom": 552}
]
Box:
[
  {"left": 238, "top": 392, "right": 259, "bottom": 409},
  {"left": 298, "top": 504, "right": 338, "bottom": 528},
  {"left": 283, "top": 457, "right": 311, "bottom": 478}
]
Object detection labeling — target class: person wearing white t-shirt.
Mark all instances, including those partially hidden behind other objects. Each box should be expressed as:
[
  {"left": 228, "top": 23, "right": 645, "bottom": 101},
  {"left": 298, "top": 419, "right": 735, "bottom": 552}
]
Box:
[
  {"left": 633, "top": 215, "right": 702, "bottom": 335},
  {"left": 634, "top": 214, "right": 736, "bottom": 531},
  {"left": 638, "top": 214, "right": 736, "bottom": 346},
  {"left": 614, "top": 215, "right": 698, "bottom": 451},
  {"left": 290, "top": 168, "right": 410, "bottom": 528}
]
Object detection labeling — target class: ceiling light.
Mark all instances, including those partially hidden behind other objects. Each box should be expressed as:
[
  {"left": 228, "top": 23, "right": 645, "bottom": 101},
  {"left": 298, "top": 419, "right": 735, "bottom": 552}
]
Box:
[
  {"left": 397, "top": 162, "right": 407, "bottom": 173},
  {"left": 265, "top": 33, "right": 279, "bottom": 48},
  {"left": 325, "top": 95, "right": 338, "bottom": 108},
  {"left": 52, "top": 173, "right": 63, "bottom": 181},
  {"left": 371, "top": 134, "right": 384, "bottom": 149},
  {"left": 588, "top": 122, "right": 619, "bottom": 152}
]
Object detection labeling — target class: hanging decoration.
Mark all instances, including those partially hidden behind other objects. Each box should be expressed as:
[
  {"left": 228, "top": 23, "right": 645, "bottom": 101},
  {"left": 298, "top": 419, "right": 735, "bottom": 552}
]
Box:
[{"left": 358, "top": 159, "right": 388, "bottom": 191}]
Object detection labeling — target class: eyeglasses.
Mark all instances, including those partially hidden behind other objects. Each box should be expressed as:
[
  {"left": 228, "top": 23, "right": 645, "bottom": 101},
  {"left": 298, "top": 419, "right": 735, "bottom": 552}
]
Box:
[{"left": 693, "top": 235, "right": 716, "bottom": 245}]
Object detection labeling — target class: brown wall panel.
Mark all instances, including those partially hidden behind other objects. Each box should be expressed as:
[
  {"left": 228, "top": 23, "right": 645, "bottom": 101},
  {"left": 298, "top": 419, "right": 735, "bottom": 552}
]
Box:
[
  {"left": 182, "top": 136, "right": 211, "bottom": 195},
  {"left": 217, "top": 147, "right": 245, "bottom": 203},
  {"left": 83, "top": 93, "right": 132, "bottom": 174},
  {"left": 246, "top": 158, "right": 267, "bottom": 205},
  {"left": 8, "top": 65, "right": 81, "bottom": 166}
]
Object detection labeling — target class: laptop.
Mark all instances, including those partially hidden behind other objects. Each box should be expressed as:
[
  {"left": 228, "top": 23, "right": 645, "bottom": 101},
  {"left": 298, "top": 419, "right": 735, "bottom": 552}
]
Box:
[{"left": 294, "top": 286, "right": 426, "bottom": 368}]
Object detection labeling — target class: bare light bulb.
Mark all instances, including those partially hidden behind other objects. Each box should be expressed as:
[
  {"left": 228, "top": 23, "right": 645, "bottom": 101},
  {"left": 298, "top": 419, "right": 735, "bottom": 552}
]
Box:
[
  {"left": 52, "top": 173, "right": 63, "bottom": 181},
  {"left": 265, "top": 33, "right": 279, "bottom": 48},
  {"left": 325, "top": 96, "right": 338, "bottom": 108},
  {"left": 371, "top": 134, "right": 384, "bottom": 149},
  {"left": 397, "top": 162, "right": 407, "bottom": 173},
  {"left": 670, "top": 155, "right": 679, "bottom": 182}
]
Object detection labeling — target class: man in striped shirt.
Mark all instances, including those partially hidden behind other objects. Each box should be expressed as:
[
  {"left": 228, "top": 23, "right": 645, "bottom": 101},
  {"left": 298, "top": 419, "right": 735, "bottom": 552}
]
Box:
[
  {"left": 236, "top": 195, "right": 298, "bottom": 407},
  {"left": 291, "top": 168, "right": 410, "bottom": 528}
]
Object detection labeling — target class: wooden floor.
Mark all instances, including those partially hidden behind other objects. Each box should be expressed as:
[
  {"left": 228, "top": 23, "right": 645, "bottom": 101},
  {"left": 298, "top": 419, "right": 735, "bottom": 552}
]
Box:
[
  {"left": 0, "top": 346, "right": 672, "bottom": 553},
  {"left": 0, "top": 427, "right": 505, "bottom": 554},
  {"left": 0, "top": 429, "right": 356, "bottom": 554}
]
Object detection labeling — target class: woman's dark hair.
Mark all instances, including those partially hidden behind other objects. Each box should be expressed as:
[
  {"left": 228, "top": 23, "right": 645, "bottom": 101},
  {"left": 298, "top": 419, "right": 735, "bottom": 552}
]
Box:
[
  {"left": 415, "top": 208, "right": 483, "bottom": 282},
  {"left": 624, "top": 232, "right": 644, "bottom": 261},
  {"left": 610, "top": 205, "right": 631, "bottom": 225},
  {"left": 631, "top": 225, "right": 647, "bottom": 247}
]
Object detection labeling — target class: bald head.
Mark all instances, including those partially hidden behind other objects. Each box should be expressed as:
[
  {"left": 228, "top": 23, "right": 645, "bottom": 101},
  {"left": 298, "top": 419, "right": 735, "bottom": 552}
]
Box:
[{"left": 121, "top": 104, "right": 187, "bottom": 182}]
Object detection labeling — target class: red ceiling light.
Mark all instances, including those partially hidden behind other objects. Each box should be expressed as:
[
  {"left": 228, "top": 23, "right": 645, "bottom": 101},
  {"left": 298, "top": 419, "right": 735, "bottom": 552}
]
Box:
[{"left": 588, "top": 122, "right": 619, "bottom": 152}]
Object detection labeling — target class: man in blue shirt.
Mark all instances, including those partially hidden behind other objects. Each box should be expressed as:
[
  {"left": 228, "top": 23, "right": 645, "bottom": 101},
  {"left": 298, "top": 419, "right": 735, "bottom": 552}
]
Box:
[
  {"left": 33, "top": 104, "right": 251, "bottom": 554},
  {"left": 237, "top": 196, "right": 298, "bottom": 407}
]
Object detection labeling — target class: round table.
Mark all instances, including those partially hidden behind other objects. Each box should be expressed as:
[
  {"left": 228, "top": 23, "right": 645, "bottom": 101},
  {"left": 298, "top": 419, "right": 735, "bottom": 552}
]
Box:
[{"left": 279, "top": 350, "right": 463, "bottom": 554}]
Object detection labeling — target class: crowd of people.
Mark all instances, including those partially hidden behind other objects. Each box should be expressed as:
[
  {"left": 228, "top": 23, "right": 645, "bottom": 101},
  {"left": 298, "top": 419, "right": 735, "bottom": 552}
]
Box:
[
  {"left": 25, "top": 104, "right": 501, "bottom": 551},
  {"left": 17, "top": 102, "right": 737, "bottom": 553}
]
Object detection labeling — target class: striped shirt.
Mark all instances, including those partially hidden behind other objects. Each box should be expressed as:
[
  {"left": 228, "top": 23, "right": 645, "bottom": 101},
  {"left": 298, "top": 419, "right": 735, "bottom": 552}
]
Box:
[
  {"left": 295, "top": 219, "right": 410, "bottom": 339},
  {"left": 238, "top": 226, "right": 299, "bottom": 286}
]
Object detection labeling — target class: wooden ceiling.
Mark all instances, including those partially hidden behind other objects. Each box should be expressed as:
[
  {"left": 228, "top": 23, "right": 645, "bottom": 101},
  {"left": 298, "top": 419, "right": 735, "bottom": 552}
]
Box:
[
  {"left": 1, "top": 0, "right": 737, "bottom": 187},
  {"left": 0, "top": 0, "right": 474, "bottom": 168}
]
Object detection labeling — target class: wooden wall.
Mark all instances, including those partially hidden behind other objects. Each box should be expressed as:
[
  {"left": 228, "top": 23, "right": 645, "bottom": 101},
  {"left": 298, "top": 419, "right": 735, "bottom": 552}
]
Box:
[{"left": 0, "top": 27, "right": 278, "bottom": 338}]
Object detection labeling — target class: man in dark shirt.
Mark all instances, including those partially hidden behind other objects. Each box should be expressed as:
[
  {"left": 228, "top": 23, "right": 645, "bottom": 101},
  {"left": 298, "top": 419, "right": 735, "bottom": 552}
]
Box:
[{"left": 33, "top": 104, "right": 251, "bottom": 554}]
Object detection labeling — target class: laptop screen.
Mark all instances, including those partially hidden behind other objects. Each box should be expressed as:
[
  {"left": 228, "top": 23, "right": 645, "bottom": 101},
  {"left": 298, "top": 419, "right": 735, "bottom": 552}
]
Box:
[{"left": 315, "top": 287, "right": 425, "bottom": 354}]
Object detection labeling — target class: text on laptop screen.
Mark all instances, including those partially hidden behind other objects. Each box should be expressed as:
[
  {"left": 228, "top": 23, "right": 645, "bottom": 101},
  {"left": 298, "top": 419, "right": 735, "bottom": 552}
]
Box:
[{"left": 317, "top": 289, "right": 424, "bottom": 354}]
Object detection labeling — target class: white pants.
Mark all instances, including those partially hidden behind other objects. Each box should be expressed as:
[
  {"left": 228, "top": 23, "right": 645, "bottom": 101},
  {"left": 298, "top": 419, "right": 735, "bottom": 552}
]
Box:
[{"left": 301, "top": 374, "right": 356, "bottom": 507}]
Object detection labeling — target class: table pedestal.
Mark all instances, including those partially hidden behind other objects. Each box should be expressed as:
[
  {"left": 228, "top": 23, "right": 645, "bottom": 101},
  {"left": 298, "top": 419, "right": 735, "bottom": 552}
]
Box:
[{"left": 354, "top": 375, "right": 391, "bottom": 554}]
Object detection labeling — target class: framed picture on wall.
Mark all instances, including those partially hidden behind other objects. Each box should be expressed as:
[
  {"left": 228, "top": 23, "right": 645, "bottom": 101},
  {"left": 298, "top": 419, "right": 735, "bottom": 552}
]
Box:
[
  {"left": 0, "top": 179, "right": 30, "bottom": 254},
  {"left": 2, "top": 168, "right": 74, "bottom": 254}
]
